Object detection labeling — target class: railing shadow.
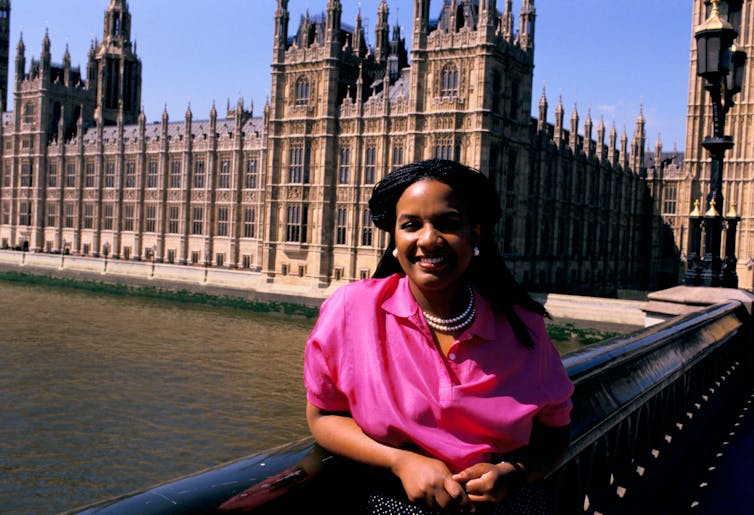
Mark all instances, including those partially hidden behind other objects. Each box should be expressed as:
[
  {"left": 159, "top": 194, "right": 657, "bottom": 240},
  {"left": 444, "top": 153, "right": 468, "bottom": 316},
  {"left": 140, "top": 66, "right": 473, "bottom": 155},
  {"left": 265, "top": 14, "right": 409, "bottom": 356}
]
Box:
[{"left": 64, "top": 301, "right": 754, "bottom": 514}]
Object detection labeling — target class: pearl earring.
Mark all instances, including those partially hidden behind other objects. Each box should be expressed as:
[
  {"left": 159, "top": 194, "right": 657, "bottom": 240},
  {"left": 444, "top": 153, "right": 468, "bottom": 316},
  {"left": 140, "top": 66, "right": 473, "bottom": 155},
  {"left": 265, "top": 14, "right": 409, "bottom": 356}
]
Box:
[
  {"left": 473, "top": 246, "right": 480, "bottom": 257},
  {"left": 392, "top": 248, "right": 399, "bottom": 258}
]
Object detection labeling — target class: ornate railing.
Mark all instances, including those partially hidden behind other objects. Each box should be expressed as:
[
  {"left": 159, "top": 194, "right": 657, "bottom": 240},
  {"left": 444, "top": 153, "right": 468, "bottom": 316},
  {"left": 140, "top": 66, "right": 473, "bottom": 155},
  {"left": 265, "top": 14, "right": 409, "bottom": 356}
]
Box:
[{"left": 65, "top": 301, "right": 753, "bottom": 514}]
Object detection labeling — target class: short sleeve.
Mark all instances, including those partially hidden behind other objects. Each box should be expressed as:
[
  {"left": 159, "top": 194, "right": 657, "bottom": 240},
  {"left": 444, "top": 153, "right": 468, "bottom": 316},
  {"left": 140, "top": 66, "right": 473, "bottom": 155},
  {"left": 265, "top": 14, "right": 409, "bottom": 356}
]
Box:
[
  {"left": 535, "top": 334, "right": 574, "bottom": 426},
  {"left": 304, "top": 288, "right": 351, "bottom": 412},
  {"left": 520, "top": 308, "right": 575, "bottom": 428}
]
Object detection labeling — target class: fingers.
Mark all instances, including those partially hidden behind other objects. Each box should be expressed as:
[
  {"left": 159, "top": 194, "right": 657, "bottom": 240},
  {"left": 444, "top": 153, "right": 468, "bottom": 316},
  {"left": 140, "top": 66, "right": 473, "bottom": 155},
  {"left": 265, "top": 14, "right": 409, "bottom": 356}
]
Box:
[
  {"left": 443, "top": 478, "right": 474, "bottom": 511},
  {"left": 452, "top": 463, "right": 486, "bottom": 484}
]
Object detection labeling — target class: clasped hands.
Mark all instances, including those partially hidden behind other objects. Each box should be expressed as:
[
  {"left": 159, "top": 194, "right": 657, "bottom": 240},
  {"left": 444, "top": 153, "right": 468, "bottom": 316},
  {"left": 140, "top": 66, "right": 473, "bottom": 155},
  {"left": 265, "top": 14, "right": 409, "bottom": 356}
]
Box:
[{"left": 392, "top": 452, "right": 522, "bottom": 512}]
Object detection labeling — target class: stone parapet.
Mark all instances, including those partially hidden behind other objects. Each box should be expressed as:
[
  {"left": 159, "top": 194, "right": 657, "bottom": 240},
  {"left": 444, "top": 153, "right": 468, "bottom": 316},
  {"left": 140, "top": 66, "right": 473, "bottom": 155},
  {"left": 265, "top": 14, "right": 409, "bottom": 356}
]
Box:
[
  {"left": 532, "top": 292, "right": 647, "bottom": 328},
  {"left": 643, "top": 285, "right": 754, "bottom": 325}
]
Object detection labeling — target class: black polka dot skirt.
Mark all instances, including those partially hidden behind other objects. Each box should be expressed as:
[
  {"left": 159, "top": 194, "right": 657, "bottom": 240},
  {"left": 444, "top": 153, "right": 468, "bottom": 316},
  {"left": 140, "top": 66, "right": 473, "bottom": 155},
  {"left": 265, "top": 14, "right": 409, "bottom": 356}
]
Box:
[{"left": 360, "top": 475, "right": 554, "bottom": 515}]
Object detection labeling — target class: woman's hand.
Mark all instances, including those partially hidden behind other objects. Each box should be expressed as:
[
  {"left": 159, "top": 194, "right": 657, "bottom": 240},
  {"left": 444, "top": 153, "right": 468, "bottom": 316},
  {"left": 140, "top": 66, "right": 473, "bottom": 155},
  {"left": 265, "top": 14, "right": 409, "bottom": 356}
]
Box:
[
  {"left": 307, "top": 402, "right": 473, "bottom": 510},
  {"left": 452, "top": 462, "right": 523, "bottom": 505},
  {"left": 392, "top": 451, "right": 473, "bottom": 511}
]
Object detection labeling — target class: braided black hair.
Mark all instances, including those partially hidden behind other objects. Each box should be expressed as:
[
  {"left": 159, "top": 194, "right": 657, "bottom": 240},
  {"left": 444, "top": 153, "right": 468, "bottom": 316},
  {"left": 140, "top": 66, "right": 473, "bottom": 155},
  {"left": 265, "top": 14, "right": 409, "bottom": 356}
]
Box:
[{"left": 368, "top": 159, "right": 546, "bottom": 349}]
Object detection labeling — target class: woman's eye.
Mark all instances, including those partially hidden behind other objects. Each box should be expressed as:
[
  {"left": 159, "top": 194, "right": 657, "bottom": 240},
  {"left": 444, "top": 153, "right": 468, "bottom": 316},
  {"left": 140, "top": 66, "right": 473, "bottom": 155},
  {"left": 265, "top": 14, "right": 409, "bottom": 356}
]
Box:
[
  {"left": 436, "top": 218, "right": 462, "bottom": 231},
  {"left": 400, "top": 221, "right": 418, "bottom": 230}
]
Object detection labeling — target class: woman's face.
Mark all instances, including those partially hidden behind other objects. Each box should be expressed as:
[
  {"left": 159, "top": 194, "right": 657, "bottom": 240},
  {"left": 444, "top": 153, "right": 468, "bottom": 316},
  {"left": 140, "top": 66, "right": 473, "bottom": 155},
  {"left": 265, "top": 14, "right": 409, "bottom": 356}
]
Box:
[{"left": 393, "top": 179, "right": 479, "bottom": 297}]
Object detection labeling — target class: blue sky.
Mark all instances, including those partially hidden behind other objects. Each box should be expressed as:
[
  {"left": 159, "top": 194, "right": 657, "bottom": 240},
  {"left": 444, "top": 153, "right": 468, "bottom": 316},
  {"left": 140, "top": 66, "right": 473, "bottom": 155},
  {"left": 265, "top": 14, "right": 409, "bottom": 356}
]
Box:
[{"left": 9, "top": 1, "right": 693, "bottom": 151}]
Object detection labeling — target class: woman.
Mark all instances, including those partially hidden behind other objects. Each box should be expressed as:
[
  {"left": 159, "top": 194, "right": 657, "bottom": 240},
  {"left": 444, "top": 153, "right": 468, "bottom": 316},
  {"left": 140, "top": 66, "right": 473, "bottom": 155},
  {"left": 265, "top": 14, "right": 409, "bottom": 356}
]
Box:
[{"left": 304, "top": 159, "right": 574, "bottom": 514}]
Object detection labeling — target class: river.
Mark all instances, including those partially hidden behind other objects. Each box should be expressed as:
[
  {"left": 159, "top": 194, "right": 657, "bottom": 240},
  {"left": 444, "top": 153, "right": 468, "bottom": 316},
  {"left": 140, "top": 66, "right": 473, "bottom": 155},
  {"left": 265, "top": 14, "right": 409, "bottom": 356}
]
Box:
[{"left": 0, "top": 281, "right": 315, "bottom": 515}]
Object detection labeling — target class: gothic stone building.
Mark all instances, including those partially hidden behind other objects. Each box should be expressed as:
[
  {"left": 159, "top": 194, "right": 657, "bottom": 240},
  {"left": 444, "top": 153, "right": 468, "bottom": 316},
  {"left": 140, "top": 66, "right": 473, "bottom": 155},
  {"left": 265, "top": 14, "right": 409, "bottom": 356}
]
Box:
[{"left": 0, "top": 0, "right": 661, "bottom": 297}]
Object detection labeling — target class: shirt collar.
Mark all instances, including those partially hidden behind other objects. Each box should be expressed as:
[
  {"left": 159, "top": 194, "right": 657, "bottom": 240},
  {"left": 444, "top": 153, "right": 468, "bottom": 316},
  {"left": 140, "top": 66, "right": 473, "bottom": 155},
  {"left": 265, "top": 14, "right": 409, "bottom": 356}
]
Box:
[
  {"left": 381, "top": 274, "right": 419, "bottom": 319},
  {"left": 381, "top": 274, "right": 497, "bottom": 342}
]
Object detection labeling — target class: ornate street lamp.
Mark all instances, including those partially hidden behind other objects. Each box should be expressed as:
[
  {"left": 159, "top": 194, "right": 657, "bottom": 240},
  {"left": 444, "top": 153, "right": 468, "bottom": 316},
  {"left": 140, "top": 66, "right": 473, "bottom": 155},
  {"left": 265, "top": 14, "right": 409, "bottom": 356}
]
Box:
[{"left": 684, "top": 0, "right": 746, "bottom": 287}]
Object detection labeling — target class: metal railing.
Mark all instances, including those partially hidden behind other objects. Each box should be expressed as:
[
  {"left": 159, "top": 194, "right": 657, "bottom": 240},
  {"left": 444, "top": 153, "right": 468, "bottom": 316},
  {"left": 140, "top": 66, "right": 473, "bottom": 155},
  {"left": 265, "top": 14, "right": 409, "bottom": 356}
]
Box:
[
  {"left": 65, "top": 301, "right": 753, "bottom": 514},
  {"left": 548, "top": 300, "right": 752, "bottom": 514}
]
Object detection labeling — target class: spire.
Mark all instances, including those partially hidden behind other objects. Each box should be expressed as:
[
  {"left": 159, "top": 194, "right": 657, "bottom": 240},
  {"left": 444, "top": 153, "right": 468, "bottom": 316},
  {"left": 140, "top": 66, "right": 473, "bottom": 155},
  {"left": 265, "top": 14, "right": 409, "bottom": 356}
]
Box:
[
  {"left": 375, "top": 0, "right": 390, "bottom": 62},
  {"left": 274, "top": 0, "right": 290, "bottom": 52},
  {"left": 354, "top": 9, "right": 366, "bottom": 58},
  {"left": 620, "top": 125, "right": 629, "bottom": 169},
  {"left": 519, "top": 0, "right": 535, "bottom": 50},
  {"left": 15, "top": 33, "right": 25, "bottom": 85},
  {"left": 63, "top": 44, "right": 71, "bottom": 86},
  {"left": 326, "top": 0, "right": 342, "bottom": 46},
  {"left": 86, "top": 40, "right": 97, "bottom": 88},
  {"left": 537, "top": 86, "right": 547, "bottom": 131},
  {"left": 584, "top": 109, "right": 594, "bottom": 157},
  {"left": 356, "top": 62, "right": 364, "bottom": 104},
  {"left": 655, "top": 133, "right": 663, "bottom": 165},
  {"left": 103, "top": 0, "right": 132, "bottom": 44},
  {"left": 608, "top": 121, "right": 617, "bottom": 164},
  {"left": 236, "top": 96, "right": 244, "bottom": 126},
  {"left": 503, "top": 0, "right": 514, "bottom": 40},
  {"left": 41, "top": 29, "right": 51, "bottom": 75},
  {"left": 96, "top": 0, "right": 141, "bottom": 125},
  {"left": 632, "top": 105, "right": 646, "bottom": 172},
  {"left": 597, "top": 115, "right": 606, "bottom": 161},
  {"left": 635, "top": 103, "right": 645, "bottom": 137},
  {"left": 570, "top": 102, "right": 579, "bottom": 152},
  {"left": 554, "top": 94, "right": 564, "bottom": 142},
  {"left": 413, "top": 0, "right": 431, "bottom": 49},
  {"left": 42, "top": 28, "right": 50, "bottom": 54}
]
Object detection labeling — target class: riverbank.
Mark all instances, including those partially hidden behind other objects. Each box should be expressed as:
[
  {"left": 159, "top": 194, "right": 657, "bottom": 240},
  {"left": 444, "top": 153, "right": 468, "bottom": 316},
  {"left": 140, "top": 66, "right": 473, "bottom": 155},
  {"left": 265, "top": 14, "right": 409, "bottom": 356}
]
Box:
[
  {"left": 0, "top": 250, "right": 327, "bottom": 316},
  {"left": 0, "top": 249, "right": 646, "bottom": 336},
  {"left": 0, "top": 269, "right": 321, "bottom": 317}
]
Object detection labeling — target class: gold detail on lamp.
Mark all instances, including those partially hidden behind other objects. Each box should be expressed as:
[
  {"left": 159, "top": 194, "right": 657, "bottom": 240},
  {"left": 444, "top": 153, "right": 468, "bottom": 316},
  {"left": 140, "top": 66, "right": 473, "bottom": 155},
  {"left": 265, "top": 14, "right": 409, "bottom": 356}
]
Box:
[
  {"left": 690, "top": 199, "right": 702, "bottom": 217},
  {"left": 726, "top": 201, "right": 739, "bottom": 218},
  {"left": 706, "top": 199, "right": 720, "bottom": 217}
]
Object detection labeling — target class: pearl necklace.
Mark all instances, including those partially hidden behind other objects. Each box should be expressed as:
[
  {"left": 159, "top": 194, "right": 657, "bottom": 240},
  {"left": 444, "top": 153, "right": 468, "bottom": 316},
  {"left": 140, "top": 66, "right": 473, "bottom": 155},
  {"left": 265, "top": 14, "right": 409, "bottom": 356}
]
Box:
[{"left": 422, "top": 286, "right": 476, "bottom": 333}]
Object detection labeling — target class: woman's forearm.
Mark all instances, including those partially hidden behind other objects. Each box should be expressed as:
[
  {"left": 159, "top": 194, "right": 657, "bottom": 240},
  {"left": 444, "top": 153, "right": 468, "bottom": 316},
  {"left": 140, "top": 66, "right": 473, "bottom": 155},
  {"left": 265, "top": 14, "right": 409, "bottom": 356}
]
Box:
[{"left": 306, "top": 401, "right": 406, "bottom": 472}]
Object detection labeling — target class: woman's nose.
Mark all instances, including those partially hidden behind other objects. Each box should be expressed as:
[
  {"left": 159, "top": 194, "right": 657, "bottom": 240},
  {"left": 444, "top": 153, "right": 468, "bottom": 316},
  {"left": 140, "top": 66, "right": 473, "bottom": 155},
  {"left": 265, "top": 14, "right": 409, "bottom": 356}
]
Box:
[{"left": 418, "top": 224, "right": 440, "bottom": 247}]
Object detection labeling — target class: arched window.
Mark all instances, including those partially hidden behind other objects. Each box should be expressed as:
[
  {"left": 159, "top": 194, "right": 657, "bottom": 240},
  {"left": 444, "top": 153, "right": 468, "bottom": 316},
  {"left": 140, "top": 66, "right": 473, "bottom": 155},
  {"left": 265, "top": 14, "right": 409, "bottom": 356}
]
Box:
[
  {"left": 440, "top": 64, "right": 458, "bottom": 97},
  {"left": 295, "top": 77, "right": 310, "bottom": 106}
]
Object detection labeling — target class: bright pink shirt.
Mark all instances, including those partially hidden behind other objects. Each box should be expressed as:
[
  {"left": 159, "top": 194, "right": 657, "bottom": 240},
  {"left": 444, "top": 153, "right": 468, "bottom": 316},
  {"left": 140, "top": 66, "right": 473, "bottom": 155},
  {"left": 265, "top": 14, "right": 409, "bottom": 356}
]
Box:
[{"left": 304, "top": 274, "right": 574, "bottom": 472}]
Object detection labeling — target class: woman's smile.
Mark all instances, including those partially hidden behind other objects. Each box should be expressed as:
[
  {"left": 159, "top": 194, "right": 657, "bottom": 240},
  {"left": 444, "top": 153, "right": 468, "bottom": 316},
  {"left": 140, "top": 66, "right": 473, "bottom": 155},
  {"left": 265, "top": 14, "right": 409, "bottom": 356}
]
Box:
[{"left": 415, "top": 255, "right": 449, "bottom": 269}]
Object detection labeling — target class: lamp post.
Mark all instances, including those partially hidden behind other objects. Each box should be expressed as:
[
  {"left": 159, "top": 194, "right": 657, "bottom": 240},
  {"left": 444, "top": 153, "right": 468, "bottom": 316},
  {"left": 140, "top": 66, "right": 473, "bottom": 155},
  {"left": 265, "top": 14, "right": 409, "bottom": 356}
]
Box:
[
  {"left": 103, "top": 242, "right": 110, "bottom": 273},
  {"left": 60, "top": 239, "right": 67, "bottom": 268},
  {"left": 204, "top": 242, "right": 211, "bottom": 283},
  {"left": 151, "top": 244, "right": 157, "bottom": 278},
  {"left": 683, "top": 0, "right": 746, "bottom": 288}
]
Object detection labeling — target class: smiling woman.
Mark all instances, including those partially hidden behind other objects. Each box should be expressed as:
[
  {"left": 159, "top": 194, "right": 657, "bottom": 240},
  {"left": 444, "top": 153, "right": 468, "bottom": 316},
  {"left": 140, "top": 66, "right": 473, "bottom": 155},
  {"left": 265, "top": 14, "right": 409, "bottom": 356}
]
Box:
[{"left": 303, "top": 159, "right": 574, "bottom": 514}]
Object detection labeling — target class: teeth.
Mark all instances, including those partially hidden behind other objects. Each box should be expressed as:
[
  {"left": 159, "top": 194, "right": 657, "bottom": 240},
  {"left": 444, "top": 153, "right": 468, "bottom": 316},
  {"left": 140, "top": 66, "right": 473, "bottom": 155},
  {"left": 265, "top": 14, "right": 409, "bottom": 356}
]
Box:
[{"left": 420, "top": 256, "right": 443, "bottom": 264}]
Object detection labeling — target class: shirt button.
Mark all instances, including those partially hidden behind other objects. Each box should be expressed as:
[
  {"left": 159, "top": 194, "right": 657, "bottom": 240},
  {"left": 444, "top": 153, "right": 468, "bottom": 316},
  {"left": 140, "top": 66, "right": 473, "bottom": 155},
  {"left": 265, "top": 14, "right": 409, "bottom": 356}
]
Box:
[{"left": 448, "top": 353, "right": 456, "bottom": 360}]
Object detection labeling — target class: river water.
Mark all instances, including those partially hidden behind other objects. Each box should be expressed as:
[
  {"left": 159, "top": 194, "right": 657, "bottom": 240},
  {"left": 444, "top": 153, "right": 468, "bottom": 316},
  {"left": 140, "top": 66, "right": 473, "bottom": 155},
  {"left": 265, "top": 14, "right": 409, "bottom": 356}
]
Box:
[{"left": 0, "top": 281, "right": 315, "bottom": 515}]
